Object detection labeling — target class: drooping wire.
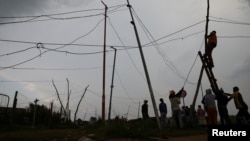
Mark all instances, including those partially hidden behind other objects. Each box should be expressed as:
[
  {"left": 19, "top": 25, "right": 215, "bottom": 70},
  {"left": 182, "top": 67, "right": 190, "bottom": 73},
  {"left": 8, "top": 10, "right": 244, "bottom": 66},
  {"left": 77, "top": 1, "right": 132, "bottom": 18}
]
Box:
[
  {"left": 182, "top": 39, "right": 205, "bottom": 88},
  {"left": 132, "top": 7, "right": 197, "bottom": 85},
  {"left": 0, "top": 4, "right": 127, "bottom": 25},
  {"left": 0, "top": 46, "right": 36, "bottom": 57},
  {"left": 142, "top": 20, "right": 206, "bottom": 47},
  {"left": 0, "top": 18, "right": 104, "bottom": 70},
  {"left": 107, "top": 16, "right": 146, "bottom": 82}
]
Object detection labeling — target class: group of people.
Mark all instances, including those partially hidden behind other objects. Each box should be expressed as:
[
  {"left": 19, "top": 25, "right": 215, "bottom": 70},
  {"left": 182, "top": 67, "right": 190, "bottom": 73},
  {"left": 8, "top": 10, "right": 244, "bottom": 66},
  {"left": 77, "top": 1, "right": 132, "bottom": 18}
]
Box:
[
  {"left": 141, "top": 87, "right": 186, "bottom": 128},
  {"left": 141, "top": 86, "right": 250, "bottom": 128},
  {"left": 201, "top": 86, "right": 250, "bottom": 125}
]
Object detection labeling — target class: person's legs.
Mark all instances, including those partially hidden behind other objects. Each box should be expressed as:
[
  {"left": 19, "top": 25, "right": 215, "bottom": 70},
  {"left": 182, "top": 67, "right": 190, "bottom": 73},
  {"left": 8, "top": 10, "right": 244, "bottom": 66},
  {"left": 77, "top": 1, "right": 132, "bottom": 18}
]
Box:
[
  {"left": 236, "top": 110, "right": 243, "bottom": 125},
  {"left": 223, "top": 108, "right": 231, "bottom": 125},
  {"left": 206, "top": 108, "right": 212, "bottom": 125},
  {"left": 211, "top": 108, "right": 217, "bottom": 125},
  {"left": 218, "top": 106, "right": 225, "bottom": 125},
  {"left": 242, "top": 109, "right": 250, "bottom": 124}
]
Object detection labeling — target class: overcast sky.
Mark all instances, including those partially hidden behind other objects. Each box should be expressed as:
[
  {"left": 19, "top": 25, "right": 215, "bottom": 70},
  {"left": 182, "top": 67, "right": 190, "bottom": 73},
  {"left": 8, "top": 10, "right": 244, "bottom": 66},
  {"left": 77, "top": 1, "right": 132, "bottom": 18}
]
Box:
[{"left": 0, "top": 0, "right": 250, "bottom": 121}]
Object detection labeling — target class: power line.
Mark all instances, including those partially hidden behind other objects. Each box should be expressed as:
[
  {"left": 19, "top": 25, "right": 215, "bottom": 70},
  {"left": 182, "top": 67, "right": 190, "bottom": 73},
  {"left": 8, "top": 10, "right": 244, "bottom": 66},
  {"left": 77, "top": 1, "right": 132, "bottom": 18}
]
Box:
[
  {"left": 0, "top": 4, "right": 127, "bottom": 25},
  {"left": 0, "top": 17, "right": 105, "bottom": 69},
  {"left": 209, "top": 16, "right": 250, "bottom": 26},
  {"left": 0, "top": 4, "right": 126, "bottom": 19},
  {"left": 0, "top": 46, "right": 37, "bottom": 57},
  {"left": 8, "top": 66, "right": 104, "bottom": 71},
  {"left": 107, "top": 17, "right": 146, "bottom": 82},
  {"left": 132, "top": 7, "right": 196, "bottom": 85},
  {"left": 142, "top": 20, "right": 206, "bottom": 47}
]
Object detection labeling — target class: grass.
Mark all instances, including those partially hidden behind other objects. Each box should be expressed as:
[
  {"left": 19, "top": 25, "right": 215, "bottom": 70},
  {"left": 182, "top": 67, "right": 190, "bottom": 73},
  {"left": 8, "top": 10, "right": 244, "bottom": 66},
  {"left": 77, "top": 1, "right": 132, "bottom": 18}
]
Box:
[
  {"left": 0, "top": 119, "right": 207, "bottom": 141},
  {"left": 0, "top": 128, "right": 86, "bottom": 141}
]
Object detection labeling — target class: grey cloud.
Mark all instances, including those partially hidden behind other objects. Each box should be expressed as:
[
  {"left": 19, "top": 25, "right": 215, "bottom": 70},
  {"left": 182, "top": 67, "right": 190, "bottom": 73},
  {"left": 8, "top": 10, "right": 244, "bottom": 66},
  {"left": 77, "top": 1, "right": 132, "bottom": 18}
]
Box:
[
  {"left": 246, "top": 0, "right": 250, "bottom": 6},
  {"left": 231, "top": 55, "right": 250, "bottom": 79},
  {"left": 0, "top": 0, "right": 92, "bottom": 17},
  {"left": 241, "top": 0, "right": 250, "bottom": 7},
  {"left": 0, "top": 0, "right": 50, "bottom": 16}
]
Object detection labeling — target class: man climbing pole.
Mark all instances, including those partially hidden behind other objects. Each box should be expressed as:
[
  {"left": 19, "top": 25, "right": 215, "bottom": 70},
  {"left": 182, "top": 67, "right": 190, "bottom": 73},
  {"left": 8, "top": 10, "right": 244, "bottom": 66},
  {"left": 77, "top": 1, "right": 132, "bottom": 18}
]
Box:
[{"left": 204, "top": 30, "right": 217, "bottom": 68}]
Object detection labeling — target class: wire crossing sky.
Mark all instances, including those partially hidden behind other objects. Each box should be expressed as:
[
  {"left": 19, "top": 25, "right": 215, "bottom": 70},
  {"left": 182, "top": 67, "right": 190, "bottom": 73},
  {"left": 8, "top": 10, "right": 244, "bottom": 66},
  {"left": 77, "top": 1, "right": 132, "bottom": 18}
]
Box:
[{"left": 0, "top": 0, "right": 250, "bottom": 120}]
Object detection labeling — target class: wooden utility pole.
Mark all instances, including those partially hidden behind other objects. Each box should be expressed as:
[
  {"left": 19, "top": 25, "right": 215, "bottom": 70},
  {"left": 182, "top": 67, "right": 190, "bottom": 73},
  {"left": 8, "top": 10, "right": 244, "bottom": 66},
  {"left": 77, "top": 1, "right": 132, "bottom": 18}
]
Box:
[
  {"left": 108, "top": 47, "right": 117, "bottom": 121},
  {"left": 190, "top": 0, "right": 211, "bottom": 123},
  {"left": 101, "top": 0, "right": 108, "bottom": 124},
  {"left": 127, "top": 0, "right": 161, "bottom": 129},
  {"left": 11, "top": 91, "right": 18, "bottom": 125}
]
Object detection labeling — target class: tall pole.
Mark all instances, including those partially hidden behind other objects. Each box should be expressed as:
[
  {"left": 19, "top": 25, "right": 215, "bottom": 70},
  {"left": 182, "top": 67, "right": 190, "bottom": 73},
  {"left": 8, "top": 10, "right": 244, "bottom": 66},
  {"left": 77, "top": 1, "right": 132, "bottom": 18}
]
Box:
[
  {"left": 108, "top": 46, "right": 117, "bottom": 121},
  {"left": 101, "top": 1, "right": 108, "bottom": 123},
  {"left": 127, "top": 0, "right": 161, "bottom": 129},
  {"left": 11, "top": 91, "right": 18, "bottom": 125},
  {"left": 190, "top": 0, "right": 210, "bottom": 123}
]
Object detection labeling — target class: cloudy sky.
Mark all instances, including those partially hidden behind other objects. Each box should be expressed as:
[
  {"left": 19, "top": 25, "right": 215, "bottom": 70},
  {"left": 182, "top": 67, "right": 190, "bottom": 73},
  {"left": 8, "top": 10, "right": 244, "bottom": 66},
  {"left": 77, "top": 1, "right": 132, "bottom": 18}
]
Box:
[{"left": 0, "top": 0, "right": 250, "bottom": 121}]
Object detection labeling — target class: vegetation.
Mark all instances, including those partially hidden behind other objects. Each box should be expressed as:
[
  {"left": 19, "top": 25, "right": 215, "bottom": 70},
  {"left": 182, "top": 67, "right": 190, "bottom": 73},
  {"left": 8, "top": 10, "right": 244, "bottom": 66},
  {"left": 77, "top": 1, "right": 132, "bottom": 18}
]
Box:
[
  {"left": 0, "top": 117, "right": 207, "bottom": 141},
  {"left": 0, "top": 103, "right": 207, "bottom": 141}
]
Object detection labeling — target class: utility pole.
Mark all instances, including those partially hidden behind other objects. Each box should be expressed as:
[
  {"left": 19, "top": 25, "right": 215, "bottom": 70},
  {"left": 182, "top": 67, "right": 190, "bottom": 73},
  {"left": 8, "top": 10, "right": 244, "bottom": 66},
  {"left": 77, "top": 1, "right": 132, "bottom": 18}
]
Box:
[
  {"left": 11, "top": 91, "right": 18, "bottom": 125},
  {"left": 108, "top": 46, "right": 117, "bottom": 121},
  {"left": 101, "top": 0, "right": 108, "bottom": 124},
  {"left": 190, "top": 0, "right": 210, "bottom": 123},
  {"left": 127, "top": 0, "right": 161, "bottom": 129}
]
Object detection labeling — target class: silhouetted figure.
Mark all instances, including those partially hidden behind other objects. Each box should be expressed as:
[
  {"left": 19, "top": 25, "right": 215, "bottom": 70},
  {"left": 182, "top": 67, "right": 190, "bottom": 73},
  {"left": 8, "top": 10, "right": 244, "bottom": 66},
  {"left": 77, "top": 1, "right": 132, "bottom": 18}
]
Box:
[
  {"left": 142, "top": 100, "right": 149, "bottom": 119},
  {"left": 216, "top": 88, "right": 231, "bottom": 125},
  {"left": 202, "top": 89, "right": 217, "bottom": 125},
  {"left": 159, "top": 98, "right": 167, "bottom": 126},
  {"left": 204, "top": 30, "right": 217, "bottom": 68},
  {"left": 228, "top": 86, "right": 250, "bottom": 125},
  {"left": 169, "top": 87, "right": 184, "bottom": 128},
  {"left": 196, "top": 105, "right": 206, "bottom": 126}
]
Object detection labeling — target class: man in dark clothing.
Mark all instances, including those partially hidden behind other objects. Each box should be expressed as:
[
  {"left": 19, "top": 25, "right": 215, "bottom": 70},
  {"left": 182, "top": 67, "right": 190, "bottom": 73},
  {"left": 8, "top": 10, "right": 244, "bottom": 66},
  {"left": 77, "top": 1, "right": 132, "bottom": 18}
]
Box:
[
  {"left": 142, "top": 100, "right": 149, "bottom": 119},
  {"left": 216, "top": 89, "right": 231, "bottom": 125},
  {"left": 159, "top": 98, "right": 167, "bottom": 126},
  {"left": 227, "top": 86, "right": 250, "bottom": 125}
]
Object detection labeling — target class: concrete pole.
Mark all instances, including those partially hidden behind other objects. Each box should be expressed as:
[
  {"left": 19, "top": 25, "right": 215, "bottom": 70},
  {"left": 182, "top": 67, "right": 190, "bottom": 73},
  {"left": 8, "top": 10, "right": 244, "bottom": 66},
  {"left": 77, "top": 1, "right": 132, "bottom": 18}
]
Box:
[
  {"left": 127, "top": 0, "right": 161, "bottom": 129},
  {"left": 101, "top": 1, "right": 108, "bottom": 124},
  {"left": 108, "top": 47, "right": 117, "bottom": 121}
]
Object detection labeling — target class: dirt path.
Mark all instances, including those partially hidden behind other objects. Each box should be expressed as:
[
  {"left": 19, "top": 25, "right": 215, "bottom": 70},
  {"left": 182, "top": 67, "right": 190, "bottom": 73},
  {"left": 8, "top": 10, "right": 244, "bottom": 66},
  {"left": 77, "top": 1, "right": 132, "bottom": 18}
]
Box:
[
  {"left": 107, "top": 133, "right": 208, "bottom": 141},
  {"left": 167, "top": 134, "right": 207, "bottom": 141}
]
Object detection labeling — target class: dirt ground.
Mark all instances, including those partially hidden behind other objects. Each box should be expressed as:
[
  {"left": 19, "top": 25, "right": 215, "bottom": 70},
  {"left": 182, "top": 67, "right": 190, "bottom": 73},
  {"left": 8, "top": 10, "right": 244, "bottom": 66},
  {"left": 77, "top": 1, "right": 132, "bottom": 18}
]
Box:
[{"left": 107, "top": 133, "right": 208, "bottom": 141}]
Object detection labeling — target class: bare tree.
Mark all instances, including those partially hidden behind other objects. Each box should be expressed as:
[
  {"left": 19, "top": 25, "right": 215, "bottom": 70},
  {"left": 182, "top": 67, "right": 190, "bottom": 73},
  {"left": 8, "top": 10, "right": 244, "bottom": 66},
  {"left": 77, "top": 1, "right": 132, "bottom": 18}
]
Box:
[
  {"left": 74, "top": 85, "right": 89, "bottom": 122},
  {"left": 65, "top": 78, "right": 71, "bottom": 121},
  {"left": 52, "top": 79, "right": 67, "bottom": 121}
]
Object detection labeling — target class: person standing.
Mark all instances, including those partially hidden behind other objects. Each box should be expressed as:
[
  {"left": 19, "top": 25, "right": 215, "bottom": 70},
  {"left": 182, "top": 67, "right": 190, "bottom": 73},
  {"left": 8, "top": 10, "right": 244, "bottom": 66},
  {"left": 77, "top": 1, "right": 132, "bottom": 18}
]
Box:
[
  {"left": 204, "top": 30, "right": 217, "bottom": 68},
  {"left": 228, "top": 86, "right": 250, "bottom": 125},
  {"left": 159, "top": 98, "right": 167, "bottom": 126},
  {"left": 169, "top": 87, "right": 184, "bottom": 128},
  {"left": 141, "top": 100, "right": 149, "bottom": 119},
  {"left": 202, "top": 88, "right": 217, "bottom": 125},
  {"left": 196, "top": 105, "right": 206, "bottom": 126},
  {"left": 216, "top": 88, "right": 231, "bottom": 125}
]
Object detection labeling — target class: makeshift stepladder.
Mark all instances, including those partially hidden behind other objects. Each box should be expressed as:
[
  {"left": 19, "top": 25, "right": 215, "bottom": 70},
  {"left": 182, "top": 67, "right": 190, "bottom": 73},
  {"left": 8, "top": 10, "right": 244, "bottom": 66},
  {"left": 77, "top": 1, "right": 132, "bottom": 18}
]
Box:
[
  {"left": 198, "top": 51, "right": 219, "bottom": 93},
  {"left": 188, "top": 50, "right": 220, "bottom": 124}
]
